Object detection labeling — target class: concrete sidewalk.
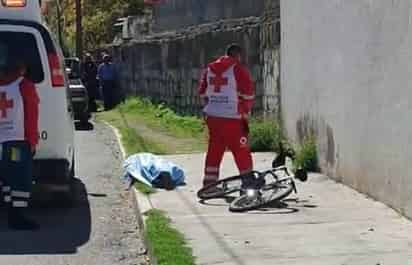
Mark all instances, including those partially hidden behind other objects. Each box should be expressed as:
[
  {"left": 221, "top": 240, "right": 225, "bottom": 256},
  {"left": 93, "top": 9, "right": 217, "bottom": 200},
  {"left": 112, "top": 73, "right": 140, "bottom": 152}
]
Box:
[{"left": 149, "top": 153, "right": 412, "bottom": 265}]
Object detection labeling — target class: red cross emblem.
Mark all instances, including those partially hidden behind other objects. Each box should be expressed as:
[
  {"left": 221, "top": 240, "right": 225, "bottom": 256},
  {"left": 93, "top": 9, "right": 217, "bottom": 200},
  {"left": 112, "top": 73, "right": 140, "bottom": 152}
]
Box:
[
  {"left": 0, "top": 92, "right": 14, "bottom": 119},
  {"left": 210, "top": 73, "right": 228, "bottom": 93}
]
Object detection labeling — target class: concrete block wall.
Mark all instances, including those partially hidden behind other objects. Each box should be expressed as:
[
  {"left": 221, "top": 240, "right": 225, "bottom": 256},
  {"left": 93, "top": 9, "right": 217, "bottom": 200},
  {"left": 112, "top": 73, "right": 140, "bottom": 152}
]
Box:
[
  {"left": 152, "top": 0, "right": 266, "bottom": 32},
  {"left": 281, "top": 0, "right": 412, "bottom": 218},
  {"left": 112, "top": 1, "right": 280, "bottom": 116}
]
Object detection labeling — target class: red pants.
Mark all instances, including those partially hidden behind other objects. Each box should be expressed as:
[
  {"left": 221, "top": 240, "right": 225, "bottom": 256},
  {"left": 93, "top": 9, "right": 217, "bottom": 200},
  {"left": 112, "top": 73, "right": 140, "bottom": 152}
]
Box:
[{"left": 203, "top": 116, "right": 253, "bottom": 185}]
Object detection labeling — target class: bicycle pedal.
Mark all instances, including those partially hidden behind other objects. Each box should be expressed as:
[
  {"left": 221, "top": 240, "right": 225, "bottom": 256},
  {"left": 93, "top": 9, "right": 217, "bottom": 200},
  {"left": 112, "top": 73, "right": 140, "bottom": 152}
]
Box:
[{"left": 295, "top": 169, "right": 308, "bottom": 182}]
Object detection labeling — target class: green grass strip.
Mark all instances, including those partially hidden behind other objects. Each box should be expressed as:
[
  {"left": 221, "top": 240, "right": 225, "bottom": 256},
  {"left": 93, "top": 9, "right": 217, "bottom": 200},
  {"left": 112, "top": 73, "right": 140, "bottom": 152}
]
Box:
[
  {"left": 97, "top": 109, "right": 166, "bottom": 156},
  {"left": 118, "top": 97, "right": 287, "bottom": 153},
  {"left": 119, "top": 125, "right": 165, "bottom": 156},
  {"left": 118, "top": 97, "right": 205, "bottom": 139},
  {"left": 134, "top": 181, "right": 156, "bottom": 195},
  {"left": 145, "top": 209, "right": 196, "bottom": 265}
]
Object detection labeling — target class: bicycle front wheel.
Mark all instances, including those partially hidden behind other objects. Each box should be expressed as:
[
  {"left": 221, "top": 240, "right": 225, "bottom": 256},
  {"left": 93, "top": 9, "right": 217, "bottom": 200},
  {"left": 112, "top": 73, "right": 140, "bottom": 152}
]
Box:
[
  {"left": 197, "top": 175, "right": 243, "bottom": 200},
  {"left": 229, "top": 179, "right": 294, "bottom": 212}
]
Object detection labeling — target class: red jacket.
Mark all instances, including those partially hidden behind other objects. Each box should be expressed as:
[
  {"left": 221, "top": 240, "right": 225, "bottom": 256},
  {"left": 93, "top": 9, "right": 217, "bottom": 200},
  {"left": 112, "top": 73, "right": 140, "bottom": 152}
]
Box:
[
  {"left": 0, "top": 71, "right": 39, "bottom": 147},
  {"left": 198, "top": 56, "right": 255, "bottom": 117}
]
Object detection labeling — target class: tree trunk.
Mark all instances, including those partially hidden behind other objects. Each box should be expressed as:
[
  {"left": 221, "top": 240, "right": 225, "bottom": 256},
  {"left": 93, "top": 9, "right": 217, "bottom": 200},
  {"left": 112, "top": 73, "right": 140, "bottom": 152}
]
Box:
[
  {"left": 75, "top": 0, "right": 82, "bottom": 58},
  {"left": 56, "top": 0, "right": 63, "bottom": 48}
]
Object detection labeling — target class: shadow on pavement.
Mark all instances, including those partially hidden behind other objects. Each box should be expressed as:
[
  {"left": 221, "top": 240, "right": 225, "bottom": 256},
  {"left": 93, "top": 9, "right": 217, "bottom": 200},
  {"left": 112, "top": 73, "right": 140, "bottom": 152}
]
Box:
[
  {"left": 0, "top": 178, "right": 91, "bottom": 255},
  {"left": 250, "top": 199, "right": 319, "bottom": 214},
  {"left": 75, "top": 121, "right": 94, "bottom": 131},
  {"left": 87, "top": 192, "right": 107, "bottom": 198},
  {"left": 283, "top": 198, "right": 319, "bottom": 208},
  {"left": 199, "top": 197, "right": 319, "bottom": 214},
  {"left": 249, "top": 201, "right": 300, "bottom": 214}
]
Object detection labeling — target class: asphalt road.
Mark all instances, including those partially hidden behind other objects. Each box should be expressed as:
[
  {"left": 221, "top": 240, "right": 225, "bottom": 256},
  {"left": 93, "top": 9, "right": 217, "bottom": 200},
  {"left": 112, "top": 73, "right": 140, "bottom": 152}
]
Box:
[{"left": 0, "top": 122, "right": 147, "bottom": 265}]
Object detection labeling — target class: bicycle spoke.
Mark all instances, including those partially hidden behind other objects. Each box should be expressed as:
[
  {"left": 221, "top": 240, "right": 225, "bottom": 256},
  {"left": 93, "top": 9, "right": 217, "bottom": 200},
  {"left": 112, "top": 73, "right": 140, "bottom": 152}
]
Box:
[
  {"left": 229, "top": 179, "right": 294, "bottom": 212},
  {"left": 197, "top": 176, "right": 243, "bottom": 199}
]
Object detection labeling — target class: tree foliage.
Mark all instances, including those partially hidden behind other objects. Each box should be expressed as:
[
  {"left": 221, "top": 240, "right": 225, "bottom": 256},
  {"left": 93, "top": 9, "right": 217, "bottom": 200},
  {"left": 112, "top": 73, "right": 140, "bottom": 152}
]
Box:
[{"left": 45, "top": 0, "right": 145, "bottom": 55}]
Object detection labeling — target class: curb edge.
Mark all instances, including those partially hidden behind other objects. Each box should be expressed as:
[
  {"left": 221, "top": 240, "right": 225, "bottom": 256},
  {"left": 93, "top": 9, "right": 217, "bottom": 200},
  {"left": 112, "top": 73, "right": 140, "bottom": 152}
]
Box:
[
  {"left": 103, "top": 120, "right": 157, "bottom": 265},
  {"left": 103, "top": 121, "right": 127, "bottom": 159},
  {"left": 131, "top": 187, "right": 157, "bottom": 265}
]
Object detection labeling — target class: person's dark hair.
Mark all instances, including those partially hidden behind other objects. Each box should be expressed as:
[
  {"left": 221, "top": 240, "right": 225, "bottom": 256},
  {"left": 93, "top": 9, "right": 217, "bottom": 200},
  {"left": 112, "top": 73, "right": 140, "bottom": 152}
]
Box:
[{"left": 226, "top": 44, "right": 242, "bottom": 57}]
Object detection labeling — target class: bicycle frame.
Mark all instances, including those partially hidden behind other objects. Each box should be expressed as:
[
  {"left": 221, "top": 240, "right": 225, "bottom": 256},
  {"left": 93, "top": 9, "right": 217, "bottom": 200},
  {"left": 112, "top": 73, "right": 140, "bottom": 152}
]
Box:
[{"left": 252, "top": 165, "right": 298, "bottom": 194}]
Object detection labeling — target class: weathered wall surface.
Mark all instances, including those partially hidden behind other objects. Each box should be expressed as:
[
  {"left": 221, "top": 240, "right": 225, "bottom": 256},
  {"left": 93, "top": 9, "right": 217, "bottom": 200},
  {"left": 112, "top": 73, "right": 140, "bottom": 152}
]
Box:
[
  {"left": 113, "top": 1, "right": 280, "bottom": 116},
  {"left": 152, "top": 0, "right": 266, "bottom": 32},
  {"left": 281, "top": 0, "right": 412, "bottom": 218}
]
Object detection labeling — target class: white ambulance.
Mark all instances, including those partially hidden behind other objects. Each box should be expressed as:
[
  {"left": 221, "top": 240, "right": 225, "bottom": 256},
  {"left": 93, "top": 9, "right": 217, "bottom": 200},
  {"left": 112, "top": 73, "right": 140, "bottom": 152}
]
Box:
[{"left": 0, "top": 0, "right": 75, "bottom": 201}]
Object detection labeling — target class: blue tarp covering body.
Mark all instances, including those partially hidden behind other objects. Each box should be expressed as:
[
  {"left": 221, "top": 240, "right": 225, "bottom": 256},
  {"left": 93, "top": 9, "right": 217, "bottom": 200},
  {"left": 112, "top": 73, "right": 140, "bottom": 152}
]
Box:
[{"left": 123, "top": 153, "right": 185, "bottom": 187}]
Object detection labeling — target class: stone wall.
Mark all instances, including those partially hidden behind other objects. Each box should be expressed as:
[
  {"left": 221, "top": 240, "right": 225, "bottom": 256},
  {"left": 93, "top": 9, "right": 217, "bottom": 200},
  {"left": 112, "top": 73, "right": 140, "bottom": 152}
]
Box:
[
  {"left": 152, "top": 0, "right": 266, "bottom": 33},
  {"left": 281, "top": 0, "right": 412, "bottom": 218},
  {"left": 112, "top": 1, "right": 280, "bottom": 116}
]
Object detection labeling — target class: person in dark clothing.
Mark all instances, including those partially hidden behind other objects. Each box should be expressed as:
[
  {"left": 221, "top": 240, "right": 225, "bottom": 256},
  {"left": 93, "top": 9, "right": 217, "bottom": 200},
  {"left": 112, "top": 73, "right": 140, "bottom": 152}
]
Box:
[
  {"left": 97, "top": 54, "right": 118, "bottom": 110},
  {"left": 82, "top": 53, "right": 98, "bottom": 112}
]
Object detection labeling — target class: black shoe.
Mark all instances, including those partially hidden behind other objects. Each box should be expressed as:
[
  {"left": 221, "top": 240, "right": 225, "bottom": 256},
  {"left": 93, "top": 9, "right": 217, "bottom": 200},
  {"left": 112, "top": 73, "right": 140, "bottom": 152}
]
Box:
[
  {"left": 156, "top": 173, "right": 175, "bottom": 191},
  {"left": 8, "top": 209, "right": 39, "bottom": 231}
]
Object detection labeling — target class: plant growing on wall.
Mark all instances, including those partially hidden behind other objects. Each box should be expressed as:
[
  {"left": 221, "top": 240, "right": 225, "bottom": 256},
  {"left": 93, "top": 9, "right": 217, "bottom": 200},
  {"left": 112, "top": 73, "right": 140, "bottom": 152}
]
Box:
[{"left": 294, "top": 136, "right": 319, "bottom": 172}]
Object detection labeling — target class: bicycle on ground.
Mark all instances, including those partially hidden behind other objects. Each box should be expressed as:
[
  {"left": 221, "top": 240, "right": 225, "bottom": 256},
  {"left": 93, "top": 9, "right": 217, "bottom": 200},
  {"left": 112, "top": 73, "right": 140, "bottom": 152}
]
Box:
[{"left": 197, "top": 145, "right": 308, "bottom": 212}]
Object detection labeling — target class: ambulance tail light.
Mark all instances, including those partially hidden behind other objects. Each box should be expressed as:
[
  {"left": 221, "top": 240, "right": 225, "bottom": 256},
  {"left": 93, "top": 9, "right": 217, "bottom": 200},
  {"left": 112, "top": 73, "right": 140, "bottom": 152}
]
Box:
[
  {"left": 1, "top": 0, "right": 26, "bottom": 7},
  {"left": 47, "top": 53, "right": 65, "bottom": 87}
]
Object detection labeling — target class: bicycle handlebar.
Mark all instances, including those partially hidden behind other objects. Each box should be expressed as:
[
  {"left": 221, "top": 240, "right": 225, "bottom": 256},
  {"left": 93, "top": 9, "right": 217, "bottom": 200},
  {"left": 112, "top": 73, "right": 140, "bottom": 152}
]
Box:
[{"left": 246, "top": 163, "right": 307, "bottom": 183}]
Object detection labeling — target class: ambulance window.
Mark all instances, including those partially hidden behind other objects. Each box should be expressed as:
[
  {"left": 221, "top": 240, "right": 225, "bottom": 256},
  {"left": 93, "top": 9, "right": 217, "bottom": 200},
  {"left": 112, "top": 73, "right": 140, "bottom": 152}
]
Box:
[{"left": 0, "top": 31, "right": 44, "bottom": 83}]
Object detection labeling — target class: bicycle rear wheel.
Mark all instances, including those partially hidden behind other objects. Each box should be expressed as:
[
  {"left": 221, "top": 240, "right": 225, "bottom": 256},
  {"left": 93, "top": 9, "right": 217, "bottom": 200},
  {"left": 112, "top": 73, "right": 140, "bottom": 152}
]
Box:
[
  {"left": 229, "top": 179, "right": 294, "bottom": 212},
  {"left": 197, "top": 175, "right": 243, "bottom": 200}
]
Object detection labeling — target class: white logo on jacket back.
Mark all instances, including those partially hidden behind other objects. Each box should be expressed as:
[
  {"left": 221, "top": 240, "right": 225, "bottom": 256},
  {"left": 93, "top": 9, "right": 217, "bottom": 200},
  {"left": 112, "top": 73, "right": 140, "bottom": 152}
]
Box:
[
  {"left": 0, "top": 78, "right": 25, "bottom": 143},
  {"left": 203, "top": 66, "right": 240, "bottom": 119}
]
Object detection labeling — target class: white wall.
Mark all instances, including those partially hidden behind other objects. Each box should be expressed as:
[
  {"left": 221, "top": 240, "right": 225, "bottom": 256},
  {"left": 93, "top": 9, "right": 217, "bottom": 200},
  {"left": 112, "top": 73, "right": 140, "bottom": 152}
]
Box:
[{"left": 281, "top": 0, "right": 412, "bottom": 217}]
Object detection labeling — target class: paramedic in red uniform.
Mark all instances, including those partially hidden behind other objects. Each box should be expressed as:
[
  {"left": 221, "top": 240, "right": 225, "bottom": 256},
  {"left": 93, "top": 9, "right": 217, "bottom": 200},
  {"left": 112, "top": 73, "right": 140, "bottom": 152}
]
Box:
[
  {"left": 198, "top": 44, "right": 255, "bottom": 187},
  {"left": 0, "top": 44, "right": 40, "bottom": 230}
]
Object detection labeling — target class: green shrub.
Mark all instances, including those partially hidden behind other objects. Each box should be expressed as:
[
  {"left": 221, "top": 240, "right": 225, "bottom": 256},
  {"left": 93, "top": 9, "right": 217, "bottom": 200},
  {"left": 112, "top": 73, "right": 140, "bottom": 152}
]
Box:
[
  {"left": 119, "top": 97, "right": 154, "bottom": 115},
  {"left": 249, "top": 120, "right": 283, "bottom": 152},
  {"left": 294, "top": 137, "right": 319, "bottom": 172}
]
